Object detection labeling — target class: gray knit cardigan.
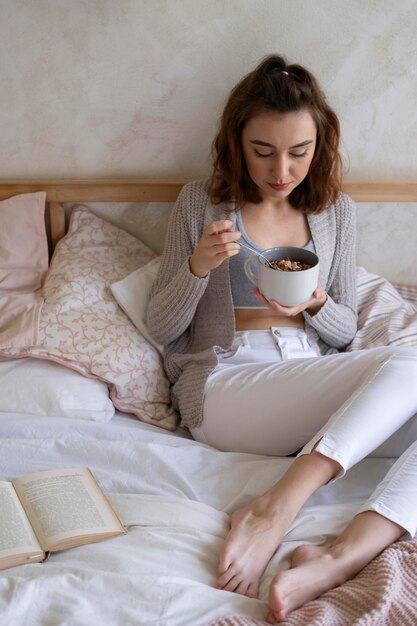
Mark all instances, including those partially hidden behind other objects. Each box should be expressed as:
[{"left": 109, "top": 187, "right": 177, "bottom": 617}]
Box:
[{"left": 147, "top": 178, "right": 358, "bottom": 428}]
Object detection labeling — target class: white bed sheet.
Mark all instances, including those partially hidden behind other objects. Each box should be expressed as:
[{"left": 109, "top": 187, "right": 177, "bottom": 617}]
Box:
[{"left": 0, "top": 409, "right": 398, "bottom": 626}]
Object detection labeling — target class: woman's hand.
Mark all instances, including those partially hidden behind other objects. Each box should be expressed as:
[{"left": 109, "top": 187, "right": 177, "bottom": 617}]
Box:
[
  {"left": 253, "top": 285, "right": 328, "bottom": 316},
  {"left": 189, "top": 220, "right": 241, "bottom": 278}
]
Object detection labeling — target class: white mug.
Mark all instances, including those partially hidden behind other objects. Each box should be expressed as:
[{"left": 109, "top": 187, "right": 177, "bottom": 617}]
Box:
[{"left": 244, "top": 246, "right": 319, "bottom": 307}]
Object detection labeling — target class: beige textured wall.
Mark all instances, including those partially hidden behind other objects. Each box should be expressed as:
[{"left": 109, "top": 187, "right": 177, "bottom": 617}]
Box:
[{"left": 1, "top": 0, "right": 417, "bottom": 180}]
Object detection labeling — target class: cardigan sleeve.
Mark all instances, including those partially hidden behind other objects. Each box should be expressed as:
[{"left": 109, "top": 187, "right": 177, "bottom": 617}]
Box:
[
  {"left": 146, "top": 182, "right": 210, "bottom": 346},
  {"left": 303, "top": 195, "right": 358, "bottom": 349}
]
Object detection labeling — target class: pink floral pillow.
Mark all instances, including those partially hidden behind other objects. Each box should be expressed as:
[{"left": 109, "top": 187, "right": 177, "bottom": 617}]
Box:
[{"left": 0, "top": 205, "right": 178, "bottom": 430}]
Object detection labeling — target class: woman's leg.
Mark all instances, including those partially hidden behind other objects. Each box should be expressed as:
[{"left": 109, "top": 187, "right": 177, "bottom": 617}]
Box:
[
  {"left": 198, "top": 346, "right": 417, "bottom": 461},
  {"left": 267, "top": 439, "right": 417, "bottom": 622},
  {"left": 202, "top": 344, "right": 417, "bottom": 596},
  {"left": 298, "top": 349, "right": 417, "bottom": 475}
]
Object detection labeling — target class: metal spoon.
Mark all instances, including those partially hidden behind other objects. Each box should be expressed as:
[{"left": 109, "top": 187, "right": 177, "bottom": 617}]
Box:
[{"left": 237, "top": 240, "right": 275, "bottom": 268}]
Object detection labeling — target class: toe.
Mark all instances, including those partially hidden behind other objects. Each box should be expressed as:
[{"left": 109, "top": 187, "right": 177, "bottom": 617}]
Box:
[
  {"left": 266, "top": 610, "right": 279, "bottom": 624},
  {"left": 222, "top": 574, "right": 241, "bottom": 593},
  {"left": 217, "top": 566, "right": 237, "bottom": 589},
  {"left": 234, "top": 580, "right": 250, "bottom": 596},
  {"left": 246, "top": 582, "right": 259, "bottom": 599}
]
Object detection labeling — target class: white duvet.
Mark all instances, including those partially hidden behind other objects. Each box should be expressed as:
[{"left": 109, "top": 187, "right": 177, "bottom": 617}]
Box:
[{"left": 0, "top": 411, "right": 399, "bottom": 626}]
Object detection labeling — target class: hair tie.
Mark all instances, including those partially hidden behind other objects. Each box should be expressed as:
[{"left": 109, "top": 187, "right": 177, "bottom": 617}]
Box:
[{"left": 282, "top": 70, "right": 289, "bottom": 76}]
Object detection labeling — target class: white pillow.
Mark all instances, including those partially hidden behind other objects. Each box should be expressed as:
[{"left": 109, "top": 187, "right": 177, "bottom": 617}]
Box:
[
  {"left": 0, "top": 358, "right": 115, "bottom": 421},
  {"left": 111, "top": 257, "right": 163, "bottom": 353}
]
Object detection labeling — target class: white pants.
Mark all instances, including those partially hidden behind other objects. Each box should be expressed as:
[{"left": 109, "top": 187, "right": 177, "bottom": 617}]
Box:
[{"left": 191, "top": 328, "right": 417, "bottom": 536}]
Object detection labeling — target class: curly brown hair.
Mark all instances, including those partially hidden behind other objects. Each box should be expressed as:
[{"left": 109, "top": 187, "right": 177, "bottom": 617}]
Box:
[{"left": 208, "top": 54, "right": 342, "bottom": 214}]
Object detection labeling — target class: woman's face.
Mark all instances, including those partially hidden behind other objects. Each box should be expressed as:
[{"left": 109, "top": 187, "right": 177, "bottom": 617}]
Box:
[{"left": 241, "top": 109, "right": 317, "bottom": 203}]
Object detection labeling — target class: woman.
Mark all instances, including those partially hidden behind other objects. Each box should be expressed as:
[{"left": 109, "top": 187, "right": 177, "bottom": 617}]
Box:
[{"left": 147, "top": 54, "right": 417, "bottom": 621}]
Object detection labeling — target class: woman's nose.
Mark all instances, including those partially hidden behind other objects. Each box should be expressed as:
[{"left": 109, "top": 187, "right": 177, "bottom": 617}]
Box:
[{"left": 271, "top": 156, "right": 289, "bottom": 181}]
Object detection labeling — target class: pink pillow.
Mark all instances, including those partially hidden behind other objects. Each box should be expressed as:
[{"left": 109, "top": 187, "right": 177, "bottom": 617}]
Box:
[
  {"left": 0, "top": 205, "right": 178, "bottom": 431},
  {"left": 0, "top": 192, "right": 48, "bottom": 347}
]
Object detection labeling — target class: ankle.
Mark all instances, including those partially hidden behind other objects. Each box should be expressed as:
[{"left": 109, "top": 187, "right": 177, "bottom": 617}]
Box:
[
  {"left": 330, "top": 511, "right": 404, "bottom": 560},
  {"left": 251, "top": 454, "right": 342, "bottom": 535},
  {"left": 323, "top": 540, "right": 372, "bottom": 584},
  {"left": 250, "top": 491, "right": 298, "bottom": 529}
]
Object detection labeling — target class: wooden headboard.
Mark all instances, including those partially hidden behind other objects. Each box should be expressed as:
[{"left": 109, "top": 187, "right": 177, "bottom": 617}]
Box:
[{"left": 1, "top": 179, "right": 417, "bottom": 249}]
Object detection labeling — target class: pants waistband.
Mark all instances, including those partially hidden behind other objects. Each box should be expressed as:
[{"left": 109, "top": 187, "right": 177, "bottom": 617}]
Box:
[{"left": 232, "top": 327, "right": 308, "bottom": 349}]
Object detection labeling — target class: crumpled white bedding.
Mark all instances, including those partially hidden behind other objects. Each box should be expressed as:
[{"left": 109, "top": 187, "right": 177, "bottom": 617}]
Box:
[{"left": 0, "top": 411, "right": 398, "bottom": 626}]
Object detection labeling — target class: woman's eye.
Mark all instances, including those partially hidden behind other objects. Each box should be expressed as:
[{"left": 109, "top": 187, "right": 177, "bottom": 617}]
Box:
[
  {"left": 290, "top": 151, "right": 308, "bottom": 158},
  {"left": 255, "top": 150, "right": 273, "bottom": 158}
]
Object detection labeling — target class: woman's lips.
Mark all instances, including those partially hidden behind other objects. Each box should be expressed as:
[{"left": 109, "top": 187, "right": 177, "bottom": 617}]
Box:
[{"left": 268, "top": 182, "right": 291, "bottom": 191}]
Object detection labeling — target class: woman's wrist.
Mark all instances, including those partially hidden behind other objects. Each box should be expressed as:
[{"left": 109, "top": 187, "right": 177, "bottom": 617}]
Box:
[
  {"left": 188, "top": 255, "right": 209, "bottom": 279},
  {"left": 306, "top": 291, "right": 328, "bottom": 316}
]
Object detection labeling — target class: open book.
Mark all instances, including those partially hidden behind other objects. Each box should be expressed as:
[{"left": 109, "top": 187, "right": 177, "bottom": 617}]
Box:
[{"left": 0, "top": 466, "right": 126, "bottom": 571}]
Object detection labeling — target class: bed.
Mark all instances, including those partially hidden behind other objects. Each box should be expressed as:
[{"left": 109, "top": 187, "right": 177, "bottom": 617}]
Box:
[{"left": 0, "top": 179, "right": 417, "bottom": 626}]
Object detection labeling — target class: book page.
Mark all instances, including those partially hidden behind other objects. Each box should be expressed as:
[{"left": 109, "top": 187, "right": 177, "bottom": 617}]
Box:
[
  {"left": 13, "top": 468, "right": 123, "bottom": 550},
  {"left": 0, "top": 482, "right": 42, "bottom": 558}
]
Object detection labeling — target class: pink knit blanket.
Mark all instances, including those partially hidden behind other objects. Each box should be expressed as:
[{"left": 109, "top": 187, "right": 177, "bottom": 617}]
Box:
[{"left": 205, "top": 540, "right": 417, "bottom": 626}]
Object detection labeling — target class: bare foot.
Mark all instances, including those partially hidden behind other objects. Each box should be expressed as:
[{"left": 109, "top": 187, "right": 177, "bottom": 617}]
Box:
[
  {"left": 216, "top": 498, "right": 290, "bottom": 598},
  {"left": 265, "top": 543, "right": 360, "bottom": 623},
  {"left": 216, "top": 452, "right": 342, "bottom": 599},
  {"left": 266, "top": 511, "right": 406, "bottom": 623}
]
